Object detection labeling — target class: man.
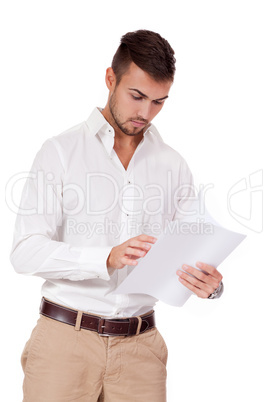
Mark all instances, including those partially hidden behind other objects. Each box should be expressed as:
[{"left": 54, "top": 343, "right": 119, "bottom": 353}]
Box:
[{"left": 11, "top": 30, "right": 223, "bottom": 402}]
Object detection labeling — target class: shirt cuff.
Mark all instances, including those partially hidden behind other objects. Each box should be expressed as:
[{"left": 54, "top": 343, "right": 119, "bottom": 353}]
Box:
[{"left": 78, "top": 246, "right": 114, "bottom": 281}]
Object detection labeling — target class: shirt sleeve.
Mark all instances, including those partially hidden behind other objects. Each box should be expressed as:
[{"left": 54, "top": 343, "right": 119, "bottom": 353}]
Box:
[{"left": 10, "top": 139, "right": 113, "bottom": 281}]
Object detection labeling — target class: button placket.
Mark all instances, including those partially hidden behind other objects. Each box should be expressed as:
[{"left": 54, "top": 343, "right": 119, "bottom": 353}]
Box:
[
  {"left": 116, "top": 170, "right": 136, "bottom": 307},
  {"left": 109, "top": 137, "right": 145, "bottom": 316}
]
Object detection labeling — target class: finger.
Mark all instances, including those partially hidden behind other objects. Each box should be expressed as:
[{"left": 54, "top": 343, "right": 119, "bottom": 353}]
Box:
[
  {"left": 196, "top": 262, "right": 223, "bottom": 281},
  {"left": 121, "top": 256, "right": 138, "bottom": 266},
  {"left": 178, "top": 276, "right": 210, "bottom": 299},
  {"left": 135, "top": 234, "right": 158, "bottom": 244},
  {"left": 128, "top": 239, "right": 154, "bottom": 251},
  {"left": 177, "top": 270, "right": 215, "bottom": 296},
  {"left": 181, "top": 265, "right": 221, "bottom": 290},
  {"left": 125, "top": 246, "right": 147, "bottom": 258}
]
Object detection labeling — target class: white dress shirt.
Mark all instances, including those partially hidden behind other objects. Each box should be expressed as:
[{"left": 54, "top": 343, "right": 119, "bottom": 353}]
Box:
[{"left": 10, "top": 108, "right": 194, "bottom": 317}]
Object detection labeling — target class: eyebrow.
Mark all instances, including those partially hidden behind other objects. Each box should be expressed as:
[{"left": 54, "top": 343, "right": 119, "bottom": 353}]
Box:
[{"left": 129, "top": 88, "right": 169, "bottom": 102}]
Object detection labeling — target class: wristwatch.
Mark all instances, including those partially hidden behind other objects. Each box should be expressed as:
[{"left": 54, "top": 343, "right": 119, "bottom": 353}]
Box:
[{"left": 208, "top": 281, "right": 224, "bottom": 299}]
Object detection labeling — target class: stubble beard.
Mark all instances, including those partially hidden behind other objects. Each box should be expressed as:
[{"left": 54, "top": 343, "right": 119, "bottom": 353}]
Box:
[{"left": 109, "top": 92, "right": 148, "bottom": 137}]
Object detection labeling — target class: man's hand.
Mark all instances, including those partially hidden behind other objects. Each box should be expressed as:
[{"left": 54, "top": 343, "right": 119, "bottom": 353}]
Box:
[
  {"left": 177, "top": 262, "right": 223, "bottom": 298},
  {"left": 107, "top": 234, "right": 157, "bottom": 270}
]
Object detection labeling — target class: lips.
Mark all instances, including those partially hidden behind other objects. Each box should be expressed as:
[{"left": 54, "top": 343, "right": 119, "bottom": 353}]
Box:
[{"left": 131, "top": 120, "right": 147, "bottom": 128}]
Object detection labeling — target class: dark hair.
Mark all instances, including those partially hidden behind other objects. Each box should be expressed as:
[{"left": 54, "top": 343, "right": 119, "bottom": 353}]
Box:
[{"left": 111, "top": 30, "right": 176, "bottom": 84}]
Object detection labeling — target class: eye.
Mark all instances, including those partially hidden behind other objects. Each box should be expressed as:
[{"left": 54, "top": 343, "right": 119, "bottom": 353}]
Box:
[
  {"left": 132, "top": 95, "right": 143, "bottom": 101},
  {"left": 153, "top": 100, "right": 164, "bottom": 106}
]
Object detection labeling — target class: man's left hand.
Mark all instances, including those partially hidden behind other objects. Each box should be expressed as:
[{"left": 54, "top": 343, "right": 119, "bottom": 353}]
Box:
[{"left": 177, "top": 262, "right": 223, "bottom": 299}]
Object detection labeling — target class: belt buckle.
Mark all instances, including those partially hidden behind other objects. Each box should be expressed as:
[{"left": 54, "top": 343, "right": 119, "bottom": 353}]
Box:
[
  {"left": 97, "top": 317, "right": 123, "bottom": 337},
  {"left": 97, "top": 318, "right": 107, "bottom": 336}
]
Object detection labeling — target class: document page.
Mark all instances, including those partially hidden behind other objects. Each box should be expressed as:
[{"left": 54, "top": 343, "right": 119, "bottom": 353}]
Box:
[{"left": 112, "top": 197, "right": 246, "bottom": 306}]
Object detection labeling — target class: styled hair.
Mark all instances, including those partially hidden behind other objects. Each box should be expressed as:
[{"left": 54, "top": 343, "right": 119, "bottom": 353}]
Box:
[{"left": 111, "top": 30, "right": 176, "bottom": 84}]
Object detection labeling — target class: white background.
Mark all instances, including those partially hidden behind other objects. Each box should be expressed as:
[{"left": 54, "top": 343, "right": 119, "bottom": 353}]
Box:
[{"left": 1, "top": 1, "right": 267, "bottom": 401}]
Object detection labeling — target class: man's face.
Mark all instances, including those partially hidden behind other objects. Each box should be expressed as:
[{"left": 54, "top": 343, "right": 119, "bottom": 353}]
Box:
[{"left": 108, "top": 62, "right": 172, "bottom": 136}]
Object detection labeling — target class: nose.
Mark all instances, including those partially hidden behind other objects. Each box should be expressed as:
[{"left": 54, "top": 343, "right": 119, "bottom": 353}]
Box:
[{"left": 137, "top": 101, "right": 152, "bottom": 122}]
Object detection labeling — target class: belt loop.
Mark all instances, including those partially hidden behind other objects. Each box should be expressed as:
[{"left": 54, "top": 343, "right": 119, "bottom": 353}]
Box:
[
  {"left": 39, "top": 297, "right": 45, "bottom": 313},
  {"left": 136, "top": 316, "right": 142, "bottom": 335},
  {"left": 75, "top": 311, "right": 83, "bottom": 331}
]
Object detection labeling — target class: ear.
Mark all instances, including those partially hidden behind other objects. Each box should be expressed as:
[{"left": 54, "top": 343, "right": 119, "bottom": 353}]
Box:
[{"left": 105, "top": 67, "right": 117, "bottom": 91}]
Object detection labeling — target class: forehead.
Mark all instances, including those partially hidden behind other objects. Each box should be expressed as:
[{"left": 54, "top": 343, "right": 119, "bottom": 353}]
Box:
[{"left": 118, "top": 62, "right": 172, "bottom": 99}]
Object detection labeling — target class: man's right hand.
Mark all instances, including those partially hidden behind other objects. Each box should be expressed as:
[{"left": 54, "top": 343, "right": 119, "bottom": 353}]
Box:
[{"left": 106, "top": 234, "right": 157, "bottom": 270}]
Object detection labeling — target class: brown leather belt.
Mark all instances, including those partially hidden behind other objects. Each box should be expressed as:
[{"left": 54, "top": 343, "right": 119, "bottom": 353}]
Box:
[{"left": 40, "top": 298, "right": 155, "bottom": 336}]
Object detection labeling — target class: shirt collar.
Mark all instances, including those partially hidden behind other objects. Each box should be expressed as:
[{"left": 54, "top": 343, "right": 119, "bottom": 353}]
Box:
[
  {"left": 85, "top": 107, "right": 162, "bottom": 156},
  {"left": 85, "top": 107, "right": 111, "bottom": 137}
]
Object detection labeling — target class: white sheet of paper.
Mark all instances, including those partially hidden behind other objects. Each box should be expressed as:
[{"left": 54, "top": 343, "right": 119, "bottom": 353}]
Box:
[{"left": 112, "top": 198, "right": 246, "bottom": 306}]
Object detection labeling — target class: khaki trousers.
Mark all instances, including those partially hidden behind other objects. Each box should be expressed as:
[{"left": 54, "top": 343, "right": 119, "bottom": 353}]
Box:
[{"left": 21, "top": 314, "right": 168, "bottom": 402}]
